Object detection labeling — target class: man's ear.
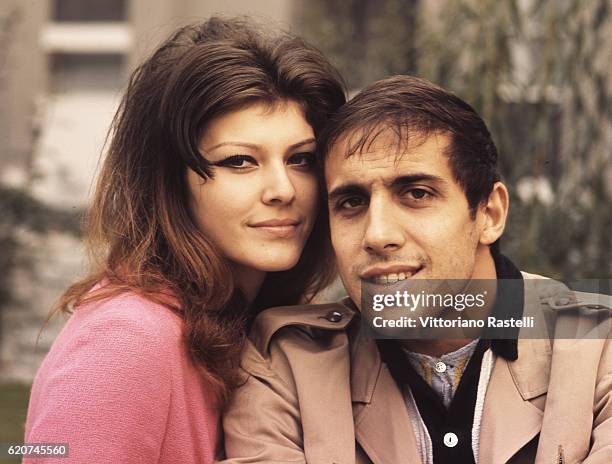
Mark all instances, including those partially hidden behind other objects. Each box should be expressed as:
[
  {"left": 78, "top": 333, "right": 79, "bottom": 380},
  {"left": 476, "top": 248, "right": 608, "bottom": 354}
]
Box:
[{"left": 479, "top": 182, "right": 509, "bottom": 245}]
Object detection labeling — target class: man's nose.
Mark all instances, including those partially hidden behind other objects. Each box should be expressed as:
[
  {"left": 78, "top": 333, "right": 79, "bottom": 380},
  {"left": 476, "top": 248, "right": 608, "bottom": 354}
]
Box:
[
  {"left": 362, "top": 195, "right": 405, "bottom": 255},
  {"left": 261, "top": 162, "right": 296, "bottom": 205}
]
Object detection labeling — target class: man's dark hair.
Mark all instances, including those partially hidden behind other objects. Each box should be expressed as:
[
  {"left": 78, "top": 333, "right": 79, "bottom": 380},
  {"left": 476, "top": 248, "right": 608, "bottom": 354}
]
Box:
[{"left": 319, "top": 75, "right": 501, "bottom": 214}]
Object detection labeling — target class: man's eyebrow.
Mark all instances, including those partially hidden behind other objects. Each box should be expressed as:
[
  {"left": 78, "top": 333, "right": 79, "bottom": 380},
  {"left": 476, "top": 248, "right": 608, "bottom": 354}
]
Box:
[
  {"left": 204, "top": 138, "right": 316, "bottom": 152},
  {"left": 327, "top": 184, "right": 369, "bottom": 203},
  {"left": 328, "top": 174, "right": 447, "bottom": 202},
  {"left": 390, "top": 174, "right": 446, "bottom": 187}
]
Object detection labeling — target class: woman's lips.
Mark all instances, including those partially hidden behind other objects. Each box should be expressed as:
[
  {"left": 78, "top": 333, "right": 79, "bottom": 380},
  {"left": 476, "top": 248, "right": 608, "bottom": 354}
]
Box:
[
  {"left": 249, "top": 218, "right": 301, "bottom": 238},
  {"left": 251, "top": 224, "right": 299, "bottom": 238}
]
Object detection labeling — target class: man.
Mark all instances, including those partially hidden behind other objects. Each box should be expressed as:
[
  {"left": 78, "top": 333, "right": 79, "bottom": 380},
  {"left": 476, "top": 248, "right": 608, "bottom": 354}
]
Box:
[{"left": 221, "top": 76, "right": 612, "bottom": 463}]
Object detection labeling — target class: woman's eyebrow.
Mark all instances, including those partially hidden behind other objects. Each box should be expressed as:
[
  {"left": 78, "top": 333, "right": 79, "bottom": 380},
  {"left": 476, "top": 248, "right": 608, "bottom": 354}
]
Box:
[
  {"left": 204, "top": 141, "right": 260, "bottom": 151},
  {"left": 288, "top": 138, "right": 316, "bottom": 150},
  {"left": 204, "top": 138, "right": 315, "bottom": 152}
]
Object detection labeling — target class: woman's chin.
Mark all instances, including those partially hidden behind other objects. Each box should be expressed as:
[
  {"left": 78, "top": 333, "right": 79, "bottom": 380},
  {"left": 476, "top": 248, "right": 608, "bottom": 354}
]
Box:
[{"left": 247, "top": 254, "right": 302, "bottom": 273}]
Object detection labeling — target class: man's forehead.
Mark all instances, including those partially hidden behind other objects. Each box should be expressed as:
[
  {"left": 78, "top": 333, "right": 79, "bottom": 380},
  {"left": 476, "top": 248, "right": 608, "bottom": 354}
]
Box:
[
  {"left": 325, "top": 130, "right": 453, "bottom": 188},
  {"left": 328, "top": 125, "right": 449, "bottom": 156}
]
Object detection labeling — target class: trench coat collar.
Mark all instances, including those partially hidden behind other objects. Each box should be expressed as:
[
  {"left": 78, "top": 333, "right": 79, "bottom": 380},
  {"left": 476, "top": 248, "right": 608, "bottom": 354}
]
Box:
[
  {"left": 350, "top": 327, "right": 423, "bottom": 463},
  {"left": 349, "top": 335, "right": 552, "bottom": 464},
  {"left": 339, "top": 298, "right": 420, "bottom": 463},
  {"left": 478, "top": 339, "right": 549, "bottom": 463},
  {"left": 346, "top": 277, "right": 556, "bottom": 464}
]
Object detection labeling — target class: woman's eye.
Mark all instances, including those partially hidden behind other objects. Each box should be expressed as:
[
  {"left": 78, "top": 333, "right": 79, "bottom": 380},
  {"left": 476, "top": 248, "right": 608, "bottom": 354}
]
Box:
[
  {"left": 288, "top": 152, "right": 316, "bottom": 169},
  {"left": 214, "top": 155, "right": 257, "bottom": 169}
]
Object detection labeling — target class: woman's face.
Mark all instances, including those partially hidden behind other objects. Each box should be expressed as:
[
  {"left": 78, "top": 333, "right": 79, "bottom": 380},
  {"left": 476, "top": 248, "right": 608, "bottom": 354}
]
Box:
[{"left": 187, "top": 100, "right": 319, "bottom": 279}]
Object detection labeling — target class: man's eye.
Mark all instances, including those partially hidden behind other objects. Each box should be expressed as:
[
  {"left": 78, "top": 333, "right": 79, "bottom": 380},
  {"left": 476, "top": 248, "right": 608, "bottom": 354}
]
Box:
[
  {"left": 403, "top": 188, "right": 433, "bottom": 202},
  {"left": 288, "top": 152, "right": 316, "bottom": 168},
  {"left": 214, "top": 155, "right": 257, "bottom": 169},
  {"left": 338, "top": 197, "right": 366, "bottom": 210}
]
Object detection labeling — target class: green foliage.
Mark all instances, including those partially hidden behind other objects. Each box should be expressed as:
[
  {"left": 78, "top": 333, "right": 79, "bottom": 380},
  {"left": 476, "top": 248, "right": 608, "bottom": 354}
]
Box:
[
  {"left": 296, "top": 0, "right": 419, "bottom": 89},
  {"left": 0, "top": 186, "right": 82, "bottom": 309},
  {"left": 298, "top": 0, "right": 612, "bottom": 279},
  {"left": 418, "top": 0, "right": 612, "bottom": 279},
  {"left": 0, "top": 382, "right": 30, "bottom": 463}
]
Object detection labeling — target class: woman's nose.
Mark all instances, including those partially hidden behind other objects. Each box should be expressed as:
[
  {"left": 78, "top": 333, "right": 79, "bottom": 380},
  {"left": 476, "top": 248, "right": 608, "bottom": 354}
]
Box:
[{"left": 261, "top": 164, "right": 297, "bottom": 205}]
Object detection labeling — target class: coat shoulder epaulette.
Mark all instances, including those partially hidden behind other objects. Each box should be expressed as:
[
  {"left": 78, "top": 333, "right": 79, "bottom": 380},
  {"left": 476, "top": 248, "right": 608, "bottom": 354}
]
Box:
[
  {"left": 542, "top": 290, "right": 612, "bottom": 315},
  {"left": 522, "top": 271, "right": 612, "bottom": 315},
  {"left": 249, "top": 298, "right": 356, "bottom": 355}
]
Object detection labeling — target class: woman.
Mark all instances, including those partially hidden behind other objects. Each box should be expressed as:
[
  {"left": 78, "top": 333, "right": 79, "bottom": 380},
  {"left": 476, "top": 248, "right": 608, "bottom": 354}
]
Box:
[{"left": 24, "top": 17, "right": 345, "bottom": 463}]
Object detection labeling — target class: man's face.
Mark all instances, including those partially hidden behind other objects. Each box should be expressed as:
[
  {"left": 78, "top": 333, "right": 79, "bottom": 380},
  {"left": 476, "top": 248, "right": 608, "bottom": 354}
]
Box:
[{"left": 326, "top": 130, "right": 491, "bottom": 308}]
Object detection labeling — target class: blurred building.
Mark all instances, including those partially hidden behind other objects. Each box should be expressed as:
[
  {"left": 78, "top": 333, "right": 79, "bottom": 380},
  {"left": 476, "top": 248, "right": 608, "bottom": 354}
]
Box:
[
  {"left": 1, "top": 0, "right": 610, "bottom": 383},
  {"left": 0, "top": 0, "right": 294, "bottom": 382},
  {"left": 2, "top": 0, "right": 293, "bottom": 206}
]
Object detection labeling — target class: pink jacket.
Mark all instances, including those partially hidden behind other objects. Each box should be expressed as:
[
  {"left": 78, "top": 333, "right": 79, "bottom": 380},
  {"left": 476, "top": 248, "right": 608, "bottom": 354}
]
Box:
[{"left": 25, "top": 291, "right": 220, "bottom": 463}]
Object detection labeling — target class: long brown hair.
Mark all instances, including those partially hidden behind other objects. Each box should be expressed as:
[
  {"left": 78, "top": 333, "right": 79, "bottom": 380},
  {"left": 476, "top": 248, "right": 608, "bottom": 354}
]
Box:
[{"left": 51, "top": 17, "right": 346, "bottom": 406}]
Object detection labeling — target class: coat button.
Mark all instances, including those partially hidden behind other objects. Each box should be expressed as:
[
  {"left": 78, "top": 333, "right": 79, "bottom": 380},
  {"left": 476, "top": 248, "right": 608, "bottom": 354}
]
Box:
[
  {"left": 435, "top": 361, "right": 447, "bottom": 373},
  {"left": 443, "top": 432, "right": 459, "bottom": 448},
  {"left": 325, "top": 311, "right": 343, "bottom": 323}
]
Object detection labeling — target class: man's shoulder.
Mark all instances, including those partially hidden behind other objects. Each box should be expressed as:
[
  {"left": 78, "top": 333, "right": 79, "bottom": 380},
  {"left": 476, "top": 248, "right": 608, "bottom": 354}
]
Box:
[
  {"left": 521, "top": 271, "right": 612, "bottom": 314},
  {"left": 520, "top": 270, "right": 611, "bottom": 342},
  {"left": 248, "top": 298, "right": 357, "bottom": 356}
]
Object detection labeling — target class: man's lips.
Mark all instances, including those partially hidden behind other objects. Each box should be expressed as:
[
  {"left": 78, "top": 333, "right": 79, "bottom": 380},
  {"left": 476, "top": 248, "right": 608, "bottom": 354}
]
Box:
[{"left": 359, "top": 264, "right": 423, "bottom": 283}]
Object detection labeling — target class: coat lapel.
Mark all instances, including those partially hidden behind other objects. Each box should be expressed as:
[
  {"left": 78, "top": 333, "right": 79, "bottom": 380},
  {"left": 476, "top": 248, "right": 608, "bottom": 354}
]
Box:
[
  {"left": 479, "top": 339, "right": 550, "bottom": 464},
  {"left": 295, "top": 330, "right": 357, "bottom": 464},
  {"left": 351, "top": 335, "right": 422, "bottom": 464},
  {"left": 534, "top": 337, "right": 606, "bottom": 463},
  {"left": 354, "top": 365, "right": 422, "bottom": 464}
]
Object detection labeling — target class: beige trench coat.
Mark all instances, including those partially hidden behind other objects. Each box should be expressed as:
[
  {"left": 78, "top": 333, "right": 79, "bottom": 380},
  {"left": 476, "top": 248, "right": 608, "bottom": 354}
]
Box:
[{"left": 221, "top": 273, "right": 612, "bottom": 464}]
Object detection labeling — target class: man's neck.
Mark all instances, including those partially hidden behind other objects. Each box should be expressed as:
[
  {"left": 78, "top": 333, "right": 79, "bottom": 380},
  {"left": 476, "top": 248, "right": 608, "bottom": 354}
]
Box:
[{"left": 400, "top": 245, "right": 498, "bottom": 357}]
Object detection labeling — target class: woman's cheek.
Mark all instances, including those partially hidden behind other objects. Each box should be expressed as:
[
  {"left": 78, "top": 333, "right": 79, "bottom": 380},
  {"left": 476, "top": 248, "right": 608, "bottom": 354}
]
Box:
[{"left": 297, "top": 174, "right": 320, "bottom": 219}]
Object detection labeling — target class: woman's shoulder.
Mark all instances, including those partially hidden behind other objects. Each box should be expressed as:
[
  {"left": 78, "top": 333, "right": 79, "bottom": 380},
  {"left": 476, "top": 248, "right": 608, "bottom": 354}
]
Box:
[
  {"left": 48, "top": 290, "right": 184, "bottom": 367},
  {"left": 26, "top": 291, "right": 206, "bottom": 460},
  {"left": 70, "top": 290, "right": 182, "bottom": 340},
  {"left": 31, "top": 290, "right": 187, "bottom": 404}
]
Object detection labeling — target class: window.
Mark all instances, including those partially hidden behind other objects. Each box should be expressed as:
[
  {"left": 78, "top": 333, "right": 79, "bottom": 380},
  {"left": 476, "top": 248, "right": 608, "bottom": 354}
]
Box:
[{"left": 52, "top": 0, "right": 127, "bottom": 22}]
